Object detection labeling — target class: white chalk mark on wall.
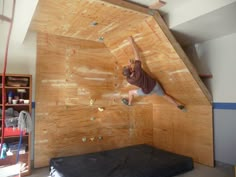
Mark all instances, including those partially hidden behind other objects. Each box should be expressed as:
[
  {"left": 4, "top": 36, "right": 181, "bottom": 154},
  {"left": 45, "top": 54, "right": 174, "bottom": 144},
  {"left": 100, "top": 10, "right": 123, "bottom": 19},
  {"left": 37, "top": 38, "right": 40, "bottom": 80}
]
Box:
[
  {"left": 84, "top": 77, "right": 106, "bottom": 81},
  {"left": 51, "top": 83, "right": 77, "bottom": 87},
  {"left": 75, "top": 66, "right": 113, "bottom": 75},
  {"left": 42, "top": 80, "right": 66, "bottom": 83},
  {"left": 37, "top": 113, "right": 49, "bottom": 116},
  {"left": 99, "top": 23, "right": 118, "bottom": 34},
  {"left": 111, "top": 42, "right": 129, "bottom": 53},
  {"left": 78, "top": 88, "right": 90, "bottom": 95},
  {"left": 102, "top": 93, "right": 121, "bottom": 98},
  {"left": 142, "top": 50, "right": 151, "bottom": 54},
  {"left": 168, "top": 68, "right": 189, "bottom": 75}
]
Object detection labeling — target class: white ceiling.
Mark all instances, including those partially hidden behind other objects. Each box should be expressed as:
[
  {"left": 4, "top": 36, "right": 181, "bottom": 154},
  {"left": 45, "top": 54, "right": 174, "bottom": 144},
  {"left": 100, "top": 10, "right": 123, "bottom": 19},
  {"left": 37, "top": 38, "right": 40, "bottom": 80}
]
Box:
[
  {"left": 129, "top": 0, "right": 236, "bottom": 46},
  {"left": 172, "top": 2, "right": 236, "bottom": 46},
  {"left": 128, "top": 0, "right": 236, "bottom": 25}
]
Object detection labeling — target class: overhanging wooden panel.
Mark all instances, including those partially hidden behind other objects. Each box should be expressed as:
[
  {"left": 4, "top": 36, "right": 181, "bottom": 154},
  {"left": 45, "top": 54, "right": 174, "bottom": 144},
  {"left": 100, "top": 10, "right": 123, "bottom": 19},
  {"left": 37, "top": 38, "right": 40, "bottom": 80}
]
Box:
[
  {"left": 103, "top": 19, "right": 210, "bottom": 106},
  {"left": 35, "top": 33, "right": 153, "bottom": 167},
  {"left": 30, "top": 0, "right": 150, "bottom": 41}
]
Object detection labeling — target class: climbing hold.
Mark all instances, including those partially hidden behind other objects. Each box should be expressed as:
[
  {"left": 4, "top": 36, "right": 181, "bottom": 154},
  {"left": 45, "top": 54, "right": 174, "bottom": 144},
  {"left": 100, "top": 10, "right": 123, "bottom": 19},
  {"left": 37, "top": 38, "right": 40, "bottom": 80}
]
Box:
[
  {"left": 90, "top": 117, "right": 96, "bottom": 121},
  {"left": 89, "top": 99, "right": 95, "bottom": 106},
  {"left": 90, "top": 137, "right": 95, "bottom": 141},
  {"left": 98, "top": 136, "right": 103, "bottom": 140},
  {"left": 98, "top": 36, "right": 104, "bottom": 41},
  {"left": 82, "top": 137, "right": 87, "bottom": 142},
  {"left": 91, "top": 21, "right": 98, "bottom": 26},
  {"left": 98, "top": 107, "right": 105, "bottom": 112}
]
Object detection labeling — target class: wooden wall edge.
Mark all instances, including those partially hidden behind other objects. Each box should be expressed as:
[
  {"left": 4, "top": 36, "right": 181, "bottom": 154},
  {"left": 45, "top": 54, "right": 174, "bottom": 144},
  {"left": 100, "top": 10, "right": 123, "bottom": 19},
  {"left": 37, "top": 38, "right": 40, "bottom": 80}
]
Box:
[{"left": 101, "top": 0, "right": 150, "bottom": 15}]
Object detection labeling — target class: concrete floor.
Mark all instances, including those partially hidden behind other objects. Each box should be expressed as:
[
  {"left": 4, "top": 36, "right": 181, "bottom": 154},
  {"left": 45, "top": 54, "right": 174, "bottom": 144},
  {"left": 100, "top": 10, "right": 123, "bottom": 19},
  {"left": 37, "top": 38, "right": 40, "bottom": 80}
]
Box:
[{"left": 29, "top": 163, "right": 235, "bottom": 177}]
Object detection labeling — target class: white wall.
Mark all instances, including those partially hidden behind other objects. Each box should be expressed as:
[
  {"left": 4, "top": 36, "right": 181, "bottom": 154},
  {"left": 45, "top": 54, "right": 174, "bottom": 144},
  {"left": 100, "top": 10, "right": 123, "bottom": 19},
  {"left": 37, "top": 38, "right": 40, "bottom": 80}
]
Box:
[
  {"left": 193, "top": 32, "right": 236, "bottom": 103},
  {"left": 163, "top": 0, "right": 236, "bottom": 28},
  {"left": 171, "top": 2, "right": 236, "bottom": 46},
  {"left": 185, "top": 33, "right": 236, "bottom": 165},
  {"left": 11, "top": 0, "right": 38, "bottom": 44},
  {"left": 0, "top": 31, "right": 37, "bottom": 101},
  {"left": 1, "top": 0, "right": 38, "bottom": 100},
  {"left": 214, "top": 109, "right": 236, "bottom": 165},
  {"left": 0, "top": 0, "right": 38, "bottom": 44},
  {"left": 0, "top": 23, "right": 9, "bottom": 58}
]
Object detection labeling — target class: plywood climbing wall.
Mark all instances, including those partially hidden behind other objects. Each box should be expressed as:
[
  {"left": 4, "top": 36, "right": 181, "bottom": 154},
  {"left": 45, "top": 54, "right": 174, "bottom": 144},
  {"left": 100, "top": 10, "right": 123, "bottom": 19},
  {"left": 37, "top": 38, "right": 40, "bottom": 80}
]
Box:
[
  {"left": 31, "top": 0, "right": 214, "bottom": 167},
  {"left": 35, "top": 33, "right": 153, "bottom": 167}
]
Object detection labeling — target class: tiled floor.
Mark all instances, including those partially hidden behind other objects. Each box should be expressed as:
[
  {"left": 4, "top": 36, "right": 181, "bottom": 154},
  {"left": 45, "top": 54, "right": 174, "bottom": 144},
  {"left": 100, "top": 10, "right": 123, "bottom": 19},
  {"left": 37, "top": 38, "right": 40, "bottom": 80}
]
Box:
[
  {"left": 175, "top": 163, "right": 234, "bottom": 177},
  {"left": 29, "top": 163, "right": 235, "bottom": 177}
]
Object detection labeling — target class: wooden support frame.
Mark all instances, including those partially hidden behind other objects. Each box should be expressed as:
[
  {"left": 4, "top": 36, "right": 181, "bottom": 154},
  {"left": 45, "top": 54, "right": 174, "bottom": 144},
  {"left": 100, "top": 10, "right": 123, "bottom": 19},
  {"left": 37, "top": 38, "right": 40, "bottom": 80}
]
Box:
[{"left": 199, "top": 74, "right": 213, "bottom": 78}]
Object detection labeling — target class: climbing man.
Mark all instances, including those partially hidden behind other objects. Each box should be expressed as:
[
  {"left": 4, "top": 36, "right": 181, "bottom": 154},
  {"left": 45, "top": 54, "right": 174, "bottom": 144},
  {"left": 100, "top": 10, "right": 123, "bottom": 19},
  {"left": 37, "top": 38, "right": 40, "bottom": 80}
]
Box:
[{"left": 122, "top": 36, "right": 186, "bottom": 111}]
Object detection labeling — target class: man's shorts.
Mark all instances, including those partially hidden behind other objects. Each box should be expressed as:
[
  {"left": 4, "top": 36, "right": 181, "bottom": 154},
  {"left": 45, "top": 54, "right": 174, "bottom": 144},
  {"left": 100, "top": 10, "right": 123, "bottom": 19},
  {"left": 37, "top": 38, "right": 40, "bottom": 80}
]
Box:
[{"left": 137, "top": 82, "right": 164, "bottom": 96}]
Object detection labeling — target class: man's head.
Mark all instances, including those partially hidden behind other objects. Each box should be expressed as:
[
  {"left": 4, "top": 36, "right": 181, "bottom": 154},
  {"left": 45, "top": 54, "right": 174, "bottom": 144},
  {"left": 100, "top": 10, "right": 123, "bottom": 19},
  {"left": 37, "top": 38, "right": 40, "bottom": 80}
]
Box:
[
  {"left": 122, "top": 66, "right": 131, "bottom": 77},
  {"left": 122, "top": 59, "right": 135, "bottom": 77}
]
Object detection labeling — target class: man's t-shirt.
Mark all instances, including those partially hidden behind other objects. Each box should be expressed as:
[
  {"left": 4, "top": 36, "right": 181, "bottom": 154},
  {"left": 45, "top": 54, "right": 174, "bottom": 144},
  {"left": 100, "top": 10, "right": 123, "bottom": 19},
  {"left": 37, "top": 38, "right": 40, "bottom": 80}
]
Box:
[{"left": 127, "top": 60, "right": 156, "bottom": 94}]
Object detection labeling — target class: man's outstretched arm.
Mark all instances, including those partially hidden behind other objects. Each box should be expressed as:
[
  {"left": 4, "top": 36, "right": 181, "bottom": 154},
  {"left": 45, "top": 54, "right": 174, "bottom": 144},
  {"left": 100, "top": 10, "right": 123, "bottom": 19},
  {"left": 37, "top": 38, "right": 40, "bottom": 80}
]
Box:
[{"left": 128, "top": 36, "right": 141, "bottom": 61}]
